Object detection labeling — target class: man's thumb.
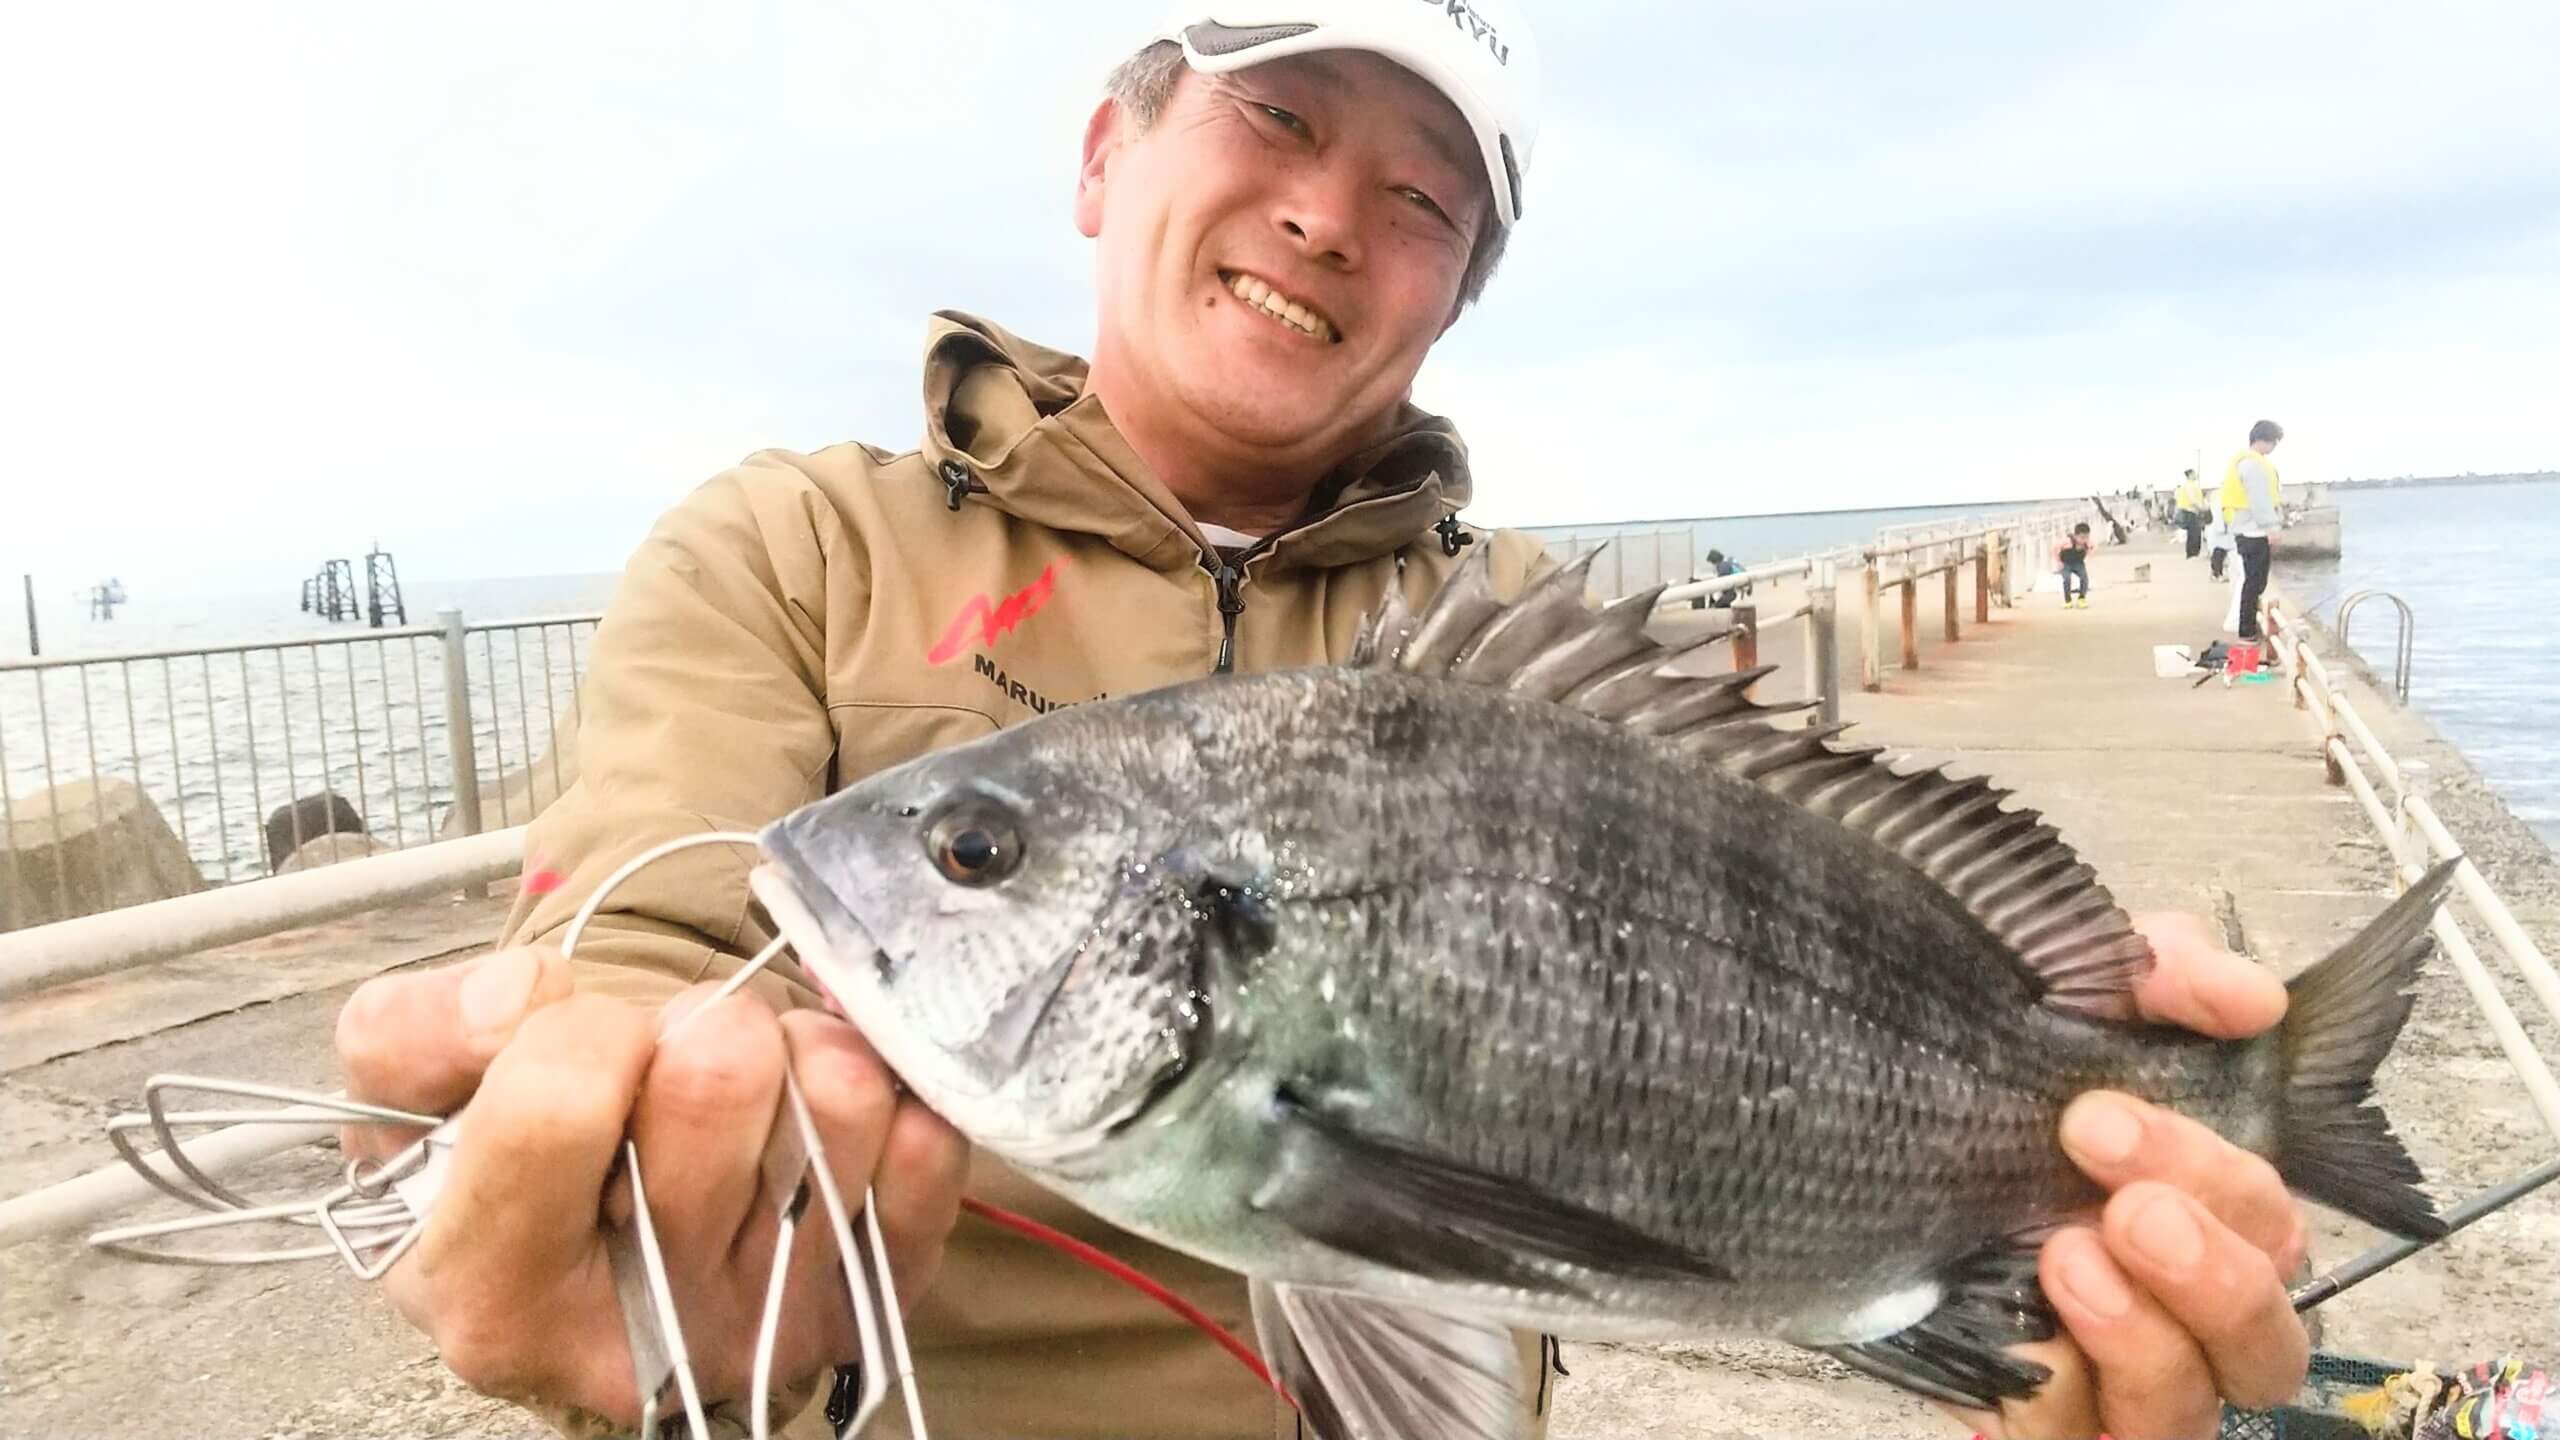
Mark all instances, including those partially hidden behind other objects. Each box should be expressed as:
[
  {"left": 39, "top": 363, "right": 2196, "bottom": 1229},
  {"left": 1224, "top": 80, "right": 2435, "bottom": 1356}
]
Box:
[{"left": 338, "top": 947, "right": 575, "bottom": 1142}]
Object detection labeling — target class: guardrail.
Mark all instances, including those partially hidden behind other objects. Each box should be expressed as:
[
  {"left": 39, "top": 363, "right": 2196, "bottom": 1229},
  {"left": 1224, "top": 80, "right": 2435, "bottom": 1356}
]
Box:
[
  {"left": 0, "top": 826, "right": 526, "bottom": 1245},
  {"left": 2264, "top": 593, "right": 2560, "bottom": 1145},
  {"left": 1, "top": 609, "right": 596, "bottom": 928},
  {"left": 1851, "top": 504, "right": 2089, "bottom": 693},
  {"left": 1534, "top": 504, "right": 2087, "bottom": 723},
  {"left": 1526, "top": 521, "right": 1700, "bottom": 599},
  {"left": 0, "top": 826, "right": 527, "bottom": 1000}
]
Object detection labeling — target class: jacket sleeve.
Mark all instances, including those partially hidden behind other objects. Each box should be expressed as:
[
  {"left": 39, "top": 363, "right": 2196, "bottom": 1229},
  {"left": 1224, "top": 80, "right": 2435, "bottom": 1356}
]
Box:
[
  {"left": 2240, "top": 457, "right": 2282, "bottom": 532},
  {"left": 495, "top": 455, "right": 859, "bottom": 1011}
]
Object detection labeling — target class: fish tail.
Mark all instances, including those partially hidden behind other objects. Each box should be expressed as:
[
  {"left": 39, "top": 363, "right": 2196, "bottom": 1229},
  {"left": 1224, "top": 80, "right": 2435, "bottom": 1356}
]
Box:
[{"left": 2274, "top": 859, "right": 2460, "bottom": 1240}]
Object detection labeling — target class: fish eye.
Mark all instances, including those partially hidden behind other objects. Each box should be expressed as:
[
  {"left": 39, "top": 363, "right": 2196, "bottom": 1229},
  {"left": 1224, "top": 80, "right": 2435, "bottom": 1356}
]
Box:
[{"left": 926, "top": 801, "right": 1024, "bottom": 887}]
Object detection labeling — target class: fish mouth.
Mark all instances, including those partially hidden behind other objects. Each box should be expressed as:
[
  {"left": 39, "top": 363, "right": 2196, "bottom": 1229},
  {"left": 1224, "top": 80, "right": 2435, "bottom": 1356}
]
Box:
[
  {"left": 747, "top": 857, "right": 1070, "bottom": 1153},
  {"left": 747, "top": 860, "right": 882, "bottom": 1021}
]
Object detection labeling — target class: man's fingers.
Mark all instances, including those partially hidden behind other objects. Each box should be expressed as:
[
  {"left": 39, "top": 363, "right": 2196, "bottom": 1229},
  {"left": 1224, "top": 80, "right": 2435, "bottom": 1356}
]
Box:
[
  {"left": 390, "top": 993, "right": 653, "bottom": 1415},
  {"left": 2038, "top": 1225, "right": 2225, "bottom": 1440},
  {"left": 768, "top": 1011, "right": 901, "bottom": 1374},
  {"left": 630, "top": 986, "right": 788, "bottom": 1265},
  {"left": 2102, "top": 1183, "right": 2311, "bottom": 1412},
  {"left": 336, "top": 947, "right": 574, "bottom": 1159},
  {"left": 870, "top": 1102, "right": 970, "bottom": 1308},
  {"left": 2127, "top": 911, "right": 2287, "bottom": 1039},
  {"left": 428, "top": 993, "right": 653, "bottom": 1270},
  {"left": 779, "top": 1010, "right": 899, "bottom": 1206},
  {"left": 2058, "top": 1092, "right": 2305, "bottom": 1269}
]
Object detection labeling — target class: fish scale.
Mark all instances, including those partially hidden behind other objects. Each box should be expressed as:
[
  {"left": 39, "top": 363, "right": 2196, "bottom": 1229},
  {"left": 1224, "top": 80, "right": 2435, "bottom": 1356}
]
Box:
[
  {"left": 755, "top": 545, "right": 2455, "bottom": 1433},
  {"left": 1138, "top": 673, "right": 2115, "bottom": 1313}
]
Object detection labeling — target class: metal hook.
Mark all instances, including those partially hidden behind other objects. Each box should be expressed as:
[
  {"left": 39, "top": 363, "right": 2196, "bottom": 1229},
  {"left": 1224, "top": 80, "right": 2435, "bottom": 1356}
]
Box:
[{"left": 83, "top": 829, "right": 926, "bottom": 1439}]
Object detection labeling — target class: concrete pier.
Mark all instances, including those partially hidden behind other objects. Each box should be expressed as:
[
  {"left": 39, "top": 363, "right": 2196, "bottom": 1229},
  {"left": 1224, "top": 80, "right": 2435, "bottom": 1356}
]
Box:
[{"left": 1, "top": 526, "right": 2552, "bottom": 1439}]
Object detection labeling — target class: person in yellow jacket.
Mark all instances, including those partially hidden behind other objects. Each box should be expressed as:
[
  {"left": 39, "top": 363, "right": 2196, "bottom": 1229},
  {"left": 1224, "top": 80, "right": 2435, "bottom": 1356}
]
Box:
[
  {"left": 326, "top": 9, "right": 2330, "bottom": 1440},
  {"left": 2174, "top": 470, "right": 2207, "bottom": 558},
  {"left": 2222, "top": 421, "right": 2286, "bottom": 640}
]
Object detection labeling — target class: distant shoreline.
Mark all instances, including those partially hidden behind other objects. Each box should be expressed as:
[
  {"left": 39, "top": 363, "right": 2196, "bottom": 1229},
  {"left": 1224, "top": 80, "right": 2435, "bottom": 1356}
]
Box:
[
  {"left": 2329, "top": 471, "right": 2560, "bottom": 493},
  {"left": 1514, "top": 495, "right": 2075, "bottom": 530}
]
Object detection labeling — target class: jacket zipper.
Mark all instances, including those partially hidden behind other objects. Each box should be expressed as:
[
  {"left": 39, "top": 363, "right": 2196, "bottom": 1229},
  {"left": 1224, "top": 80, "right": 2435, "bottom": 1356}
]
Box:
[
  {"left": 1203, "top": 532, "right": 1280, "bottom": 675},
  {"left": 1209, "top": 559, "right": 1247, "bottom": 674}
]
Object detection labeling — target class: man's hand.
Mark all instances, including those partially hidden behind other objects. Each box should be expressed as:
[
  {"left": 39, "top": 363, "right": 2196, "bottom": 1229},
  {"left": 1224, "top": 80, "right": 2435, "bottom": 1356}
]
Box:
[
  {"left": 1958, "top": 912, "right": 2307, "bottom": 1440},
  {"left": 334, "top": 947, "right": 971, "bottom": 1426}
]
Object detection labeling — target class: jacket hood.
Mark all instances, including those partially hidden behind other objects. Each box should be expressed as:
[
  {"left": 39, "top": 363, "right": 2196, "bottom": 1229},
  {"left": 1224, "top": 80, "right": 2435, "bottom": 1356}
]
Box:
[{"left": 915, "top": 311, "right": 1476, "bottom": 572}]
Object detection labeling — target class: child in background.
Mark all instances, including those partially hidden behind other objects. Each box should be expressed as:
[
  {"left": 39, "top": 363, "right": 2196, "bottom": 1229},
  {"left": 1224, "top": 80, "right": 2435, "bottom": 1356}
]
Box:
[{"left": 2060, "top": 522, "right": 2093, "bottom": 609}]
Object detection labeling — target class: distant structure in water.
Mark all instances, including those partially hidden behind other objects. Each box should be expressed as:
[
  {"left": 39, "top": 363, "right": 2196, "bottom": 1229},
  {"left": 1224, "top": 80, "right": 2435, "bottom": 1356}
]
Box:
[
  {"left": 363, "top": 545, "right": 406, "bottom": 628},
  {"left": 87, "top": 577, "right": 127, "bottom": 621},
  {"left": 302, "top": 559, "right": 358, "bottom": 621},
  {"left": 300, "top": 546, "right": 407, "bottom": 628}
]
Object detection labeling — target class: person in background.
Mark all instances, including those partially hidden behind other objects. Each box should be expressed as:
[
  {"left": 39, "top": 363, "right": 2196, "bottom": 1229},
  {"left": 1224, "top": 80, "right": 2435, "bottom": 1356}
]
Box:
[
  {"left": 2204, "top": 500, "right": 2233, "bottom": 581},
  {"left": 2088, "top": 495, "right": 2130, "bottom": 545},
  {"left": 2174, "top": 470, "right": 2206, "bottom": 558},
  {"left": 2223, "top": 419, "right": 2284, "bottom": 640},
  {"left": 2059, "top": 521, "right": 2093, "bottom": 609},
  {"left": 1703, "top": 546, "right": 1746, "bottom": 609}
]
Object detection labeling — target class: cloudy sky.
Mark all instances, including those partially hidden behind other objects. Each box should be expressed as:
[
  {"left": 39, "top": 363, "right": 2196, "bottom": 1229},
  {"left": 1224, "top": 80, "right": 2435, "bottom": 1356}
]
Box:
[{"left": 4, "top": 0, "right": 2555, "bottom": 593}]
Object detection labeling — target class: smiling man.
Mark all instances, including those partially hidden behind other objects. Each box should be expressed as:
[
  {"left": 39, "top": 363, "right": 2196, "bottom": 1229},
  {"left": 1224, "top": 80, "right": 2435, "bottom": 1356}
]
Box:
[{"left": 332, "top": 6, "right": 2323, "bottom": 1439}]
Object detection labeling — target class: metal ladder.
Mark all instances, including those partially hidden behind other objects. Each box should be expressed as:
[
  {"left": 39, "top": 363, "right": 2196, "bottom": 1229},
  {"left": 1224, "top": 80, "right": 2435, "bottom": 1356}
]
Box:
[{"left": 2334, "top": 588, "right": 2415, "bottom": 702}]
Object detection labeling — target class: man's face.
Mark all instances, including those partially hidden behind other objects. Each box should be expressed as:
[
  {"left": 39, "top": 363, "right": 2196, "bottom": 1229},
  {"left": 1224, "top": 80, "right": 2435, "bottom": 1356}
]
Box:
[{"left": 1076, "top": 50, "right": 1487, "bottom": 468}]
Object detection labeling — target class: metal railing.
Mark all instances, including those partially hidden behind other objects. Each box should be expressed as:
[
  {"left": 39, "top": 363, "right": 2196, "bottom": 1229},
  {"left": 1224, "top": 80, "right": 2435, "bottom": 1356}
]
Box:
[
  {"left": 1852, "top": 504, "right": 2090, "bottom": 693},
  {"left": 1528, "top": 521, "right": 1700, "bottom": 600},
  {"left": 2264, "top": 592, "right": 2560, "bottom": 1145},
  {"left": 0, "top": 609, "right": 597, "bottom": 930},
  {"left": 1530, "top": 505, "right": 2088, "bottom": 723}
]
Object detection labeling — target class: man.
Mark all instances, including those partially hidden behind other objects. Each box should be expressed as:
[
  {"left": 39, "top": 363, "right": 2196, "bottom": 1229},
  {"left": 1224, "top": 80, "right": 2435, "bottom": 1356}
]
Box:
[
  {"left": 2224, "top": 420, "right": 2285, "bottom": 639},
  {"left": 332, "top": 9, "right": 2323, "bottom": 1440},
  {"left": 2060, "top": 520, "right": 2094, "bottom": 608},
  {"left": 2175, "top": 469, "right": 2206, "bottom": 558},
  {"left": 1703, "top": 546, "right": 1746, "bottom": 608}
]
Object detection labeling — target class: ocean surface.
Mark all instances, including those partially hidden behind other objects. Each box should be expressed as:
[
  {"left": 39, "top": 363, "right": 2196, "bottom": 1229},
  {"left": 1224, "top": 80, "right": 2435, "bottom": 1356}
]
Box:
[
  {"left": 2277, "top": 480, "right": 2560, "bottom": 844},
  {"left": 5, "top": 487, "right": 2552, "bottom": 901},
  {"left": 2, "top": 573, "right": 617, "bottom": 897}
]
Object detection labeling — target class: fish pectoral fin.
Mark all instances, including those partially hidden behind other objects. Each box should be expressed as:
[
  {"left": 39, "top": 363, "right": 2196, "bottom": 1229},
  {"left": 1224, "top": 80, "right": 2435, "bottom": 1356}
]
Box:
[
  {"left": 1814, "top": 1229, "right": 2060, "bottom": 1411},
  {"left": 1254, "top": 1280, "right": 1528, "bottom": 1440},
  {"left": 1257, "top": 1088, "right": 1731, "bottom": 1292}
]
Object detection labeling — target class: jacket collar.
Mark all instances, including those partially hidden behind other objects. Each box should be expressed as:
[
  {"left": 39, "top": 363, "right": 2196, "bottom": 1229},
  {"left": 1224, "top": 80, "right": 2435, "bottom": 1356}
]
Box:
[{"left": 916, "top": 311, "right": 1474, "bottom": 572}]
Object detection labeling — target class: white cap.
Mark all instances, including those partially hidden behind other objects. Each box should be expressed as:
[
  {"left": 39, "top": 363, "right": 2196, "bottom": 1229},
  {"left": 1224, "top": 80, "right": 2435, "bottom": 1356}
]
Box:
[{"left": 1155, "top": 2, "right": 1543, "bottom": 227}]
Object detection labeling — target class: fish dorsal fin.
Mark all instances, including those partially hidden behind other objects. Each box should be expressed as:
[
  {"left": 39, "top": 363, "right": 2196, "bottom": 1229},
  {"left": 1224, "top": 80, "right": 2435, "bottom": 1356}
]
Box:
[{"left": 1361, "top": 546, "right": 2152, "bottom": 1020}]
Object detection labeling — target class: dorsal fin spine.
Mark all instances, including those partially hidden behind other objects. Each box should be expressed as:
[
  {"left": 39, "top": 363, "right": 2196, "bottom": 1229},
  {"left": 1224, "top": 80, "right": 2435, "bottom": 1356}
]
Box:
[{"left": 1371, "top": 544, "right": 2155, "bottom": 1022}]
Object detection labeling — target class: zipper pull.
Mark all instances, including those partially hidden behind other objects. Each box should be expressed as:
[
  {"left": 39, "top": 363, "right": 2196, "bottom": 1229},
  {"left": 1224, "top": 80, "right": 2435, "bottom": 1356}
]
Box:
[{"left": 1211, "top": 561, "right": 1246, "bottom": 674}]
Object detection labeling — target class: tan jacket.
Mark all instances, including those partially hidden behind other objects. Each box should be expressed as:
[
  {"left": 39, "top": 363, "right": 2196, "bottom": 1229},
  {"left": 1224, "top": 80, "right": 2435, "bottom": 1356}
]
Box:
[{"left": 500, "top": 313, "right": 1556, "bottom": 1438}]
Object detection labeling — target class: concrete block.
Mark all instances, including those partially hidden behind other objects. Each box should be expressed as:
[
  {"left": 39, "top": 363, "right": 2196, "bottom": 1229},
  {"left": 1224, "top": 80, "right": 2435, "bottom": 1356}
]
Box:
[
  {"left": 1, "top": 777, "right": 206, "bottom": 932},
  {"left": 264, "top": 791, "right": 367, "bottom": 873},
  {"left": 273, "top": 831, "right": 384, "bottom": 873}
]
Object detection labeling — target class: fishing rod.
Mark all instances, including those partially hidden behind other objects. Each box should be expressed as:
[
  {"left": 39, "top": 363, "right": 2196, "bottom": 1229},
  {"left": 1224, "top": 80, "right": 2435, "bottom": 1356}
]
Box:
[{"left": 2292, "top": 1151, "right": 2560, "bottom": 1313}]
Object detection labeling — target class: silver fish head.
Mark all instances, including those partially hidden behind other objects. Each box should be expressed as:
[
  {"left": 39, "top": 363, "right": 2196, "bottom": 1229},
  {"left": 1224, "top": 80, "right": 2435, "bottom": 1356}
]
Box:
[{"left": 749, "top": 711, "right": 1226, "bottom": 1165}]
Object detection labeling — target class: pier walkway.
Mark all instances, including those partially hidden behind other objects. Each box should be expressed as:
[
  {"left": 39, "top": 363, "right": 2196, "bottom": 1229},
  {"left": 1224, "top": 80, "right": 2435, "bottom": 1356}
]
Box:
[{"left": 4, "top": 526, "right": 2554, "bottom": 1440}]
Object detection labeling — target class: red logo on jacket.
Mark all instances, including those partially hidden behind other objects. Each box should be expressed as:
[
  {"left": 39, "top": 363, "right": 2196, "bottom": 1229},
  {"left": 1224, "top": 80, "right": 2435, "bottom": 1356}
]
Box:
[{"left": 928, "top": 560, "right": 1065, "bottom": 666}]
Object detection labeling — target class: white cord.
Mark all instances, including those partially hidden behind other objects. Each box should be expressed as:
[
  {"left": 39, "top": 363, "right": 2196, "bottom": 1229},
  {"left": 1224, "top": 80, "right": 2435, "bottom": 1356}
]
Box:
[{"left": 559, "top": 831, "right": 762, "bottom": 960}]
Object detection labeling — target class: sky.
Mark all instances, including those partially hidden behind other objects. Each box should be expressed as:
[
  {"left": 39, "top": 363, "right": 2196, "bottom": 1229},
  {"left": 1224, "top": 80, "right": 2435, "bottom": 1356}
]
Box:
[{"left": 3, "top": 0, "right": 2555, "bottom": 594}]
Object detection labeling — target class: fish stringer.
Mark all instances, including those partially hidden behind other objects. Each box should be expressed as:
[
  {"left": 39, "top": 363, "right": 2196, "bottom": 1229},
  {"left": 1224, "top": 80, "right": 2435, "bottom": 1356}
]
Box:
[{"left": 84, "top": 831, "right": 921, "bottom": 1440}]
